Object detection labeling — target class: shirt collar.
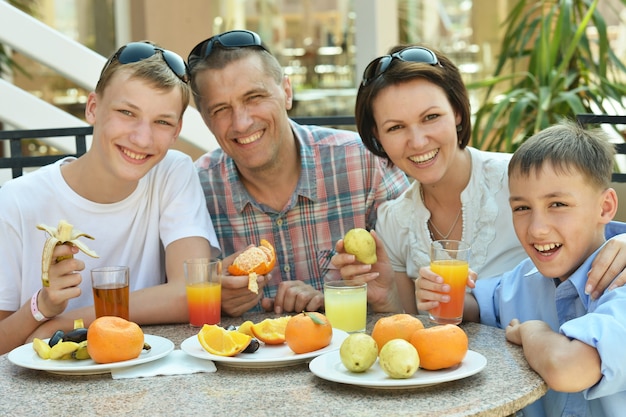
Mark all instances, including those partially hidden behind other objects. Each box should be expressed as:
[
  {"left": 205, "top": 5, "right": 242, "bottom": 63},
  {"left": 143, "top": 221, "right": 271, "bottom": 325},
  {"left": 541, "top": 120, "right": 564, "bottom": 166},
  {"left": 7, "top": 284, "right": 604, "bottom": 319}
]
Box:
[{"left": 229, "top": 120, "right": 318, "bottom": 213}]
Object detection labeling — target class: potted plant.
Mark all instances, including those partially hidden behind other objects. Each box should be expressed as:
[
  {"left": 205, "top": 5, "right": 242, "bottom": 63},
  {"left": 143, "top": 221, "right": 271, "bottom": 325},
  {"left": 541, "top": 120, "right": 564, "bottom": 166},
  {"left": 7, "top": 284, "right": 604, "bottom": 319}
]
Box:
[{"left": 469, "top": 0, "right": 626, "bottom": 152}]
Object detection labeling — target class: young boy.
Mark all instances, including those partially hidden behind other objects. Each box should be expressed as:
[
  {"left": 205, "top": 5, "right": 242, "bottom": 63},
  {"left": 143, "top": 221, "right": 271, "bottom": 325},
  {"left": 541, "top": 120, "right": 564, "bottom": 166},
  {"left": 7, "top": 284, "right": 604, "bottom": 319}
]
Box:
[
  {"left": 0, "top": 41, "right": 220, "bottom": 354},
  {"left": 465, "top": 120, "right": 626, "bottom": 416}
]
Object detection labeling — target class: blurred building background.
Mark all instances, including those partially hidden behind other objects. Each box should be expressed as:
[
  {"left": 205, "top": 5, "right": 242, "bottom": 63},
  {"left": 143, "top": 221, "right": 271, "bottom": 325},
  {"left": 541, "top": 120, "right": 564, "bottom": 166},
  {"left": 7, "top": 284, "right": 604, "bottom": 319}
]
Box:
[{"left": 4, "top": 0, "right": 626, "bottom": 157}]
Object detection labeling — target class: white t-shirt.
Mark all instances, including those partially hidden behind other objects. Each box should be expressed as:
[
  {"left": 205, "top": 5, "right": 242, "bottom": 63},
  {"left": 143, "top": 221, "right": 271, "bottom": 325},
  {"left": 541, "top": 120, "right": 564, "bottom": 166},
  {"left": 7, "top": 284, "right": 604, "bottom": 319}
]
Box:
[
  {"left": 376, "top": 147, "right": 526, "bottom": 280},
  {"left": 0, "top": 150, "right": 220, "bottom": 312}
]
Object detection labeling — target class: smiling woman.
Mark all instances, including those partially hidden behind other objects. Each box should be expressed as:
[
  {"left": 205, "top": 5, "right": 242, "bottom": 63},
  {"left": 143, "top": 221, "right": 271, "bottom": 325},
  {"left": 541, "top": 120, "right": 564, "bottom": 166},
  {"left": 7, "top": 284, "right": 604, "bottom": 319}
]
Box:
[{"left": 332, "top": 42, "right": 626, "bottom": 318}]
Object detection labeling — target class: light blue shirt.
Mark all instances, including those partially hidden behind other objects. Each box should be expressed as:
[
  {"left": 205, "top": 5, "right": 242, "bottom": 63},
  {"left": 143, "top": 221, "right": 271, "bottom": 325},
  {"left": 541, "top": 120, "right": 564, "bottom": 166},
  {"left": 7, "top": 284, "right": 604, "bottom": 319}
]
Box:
[{"left": 473, "top": 246, "right": 626, "bottom": 417}]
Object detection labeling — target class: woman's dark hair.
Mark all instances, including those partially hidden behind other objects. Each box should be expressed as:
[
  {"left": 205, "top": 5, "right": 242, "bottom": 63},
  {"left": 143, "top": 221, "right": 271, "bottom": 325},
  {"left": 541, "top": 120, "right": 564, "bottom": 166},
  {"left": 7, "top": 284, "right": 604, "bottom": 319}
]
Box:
[{"left": 355, "top": 45, "right": 471, "bottom": 162}]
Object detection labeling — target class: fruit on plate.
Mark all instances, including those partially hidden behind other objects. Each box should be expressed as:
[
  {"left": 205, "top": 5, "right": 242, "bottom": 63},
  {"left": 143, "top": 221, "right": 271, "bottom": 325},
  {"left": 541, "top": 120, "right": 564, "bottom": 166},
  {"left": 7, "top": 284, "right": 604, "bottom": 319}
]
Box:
[
  {"left": 227, "top": 239, "right": 276, "bottom": 294},
  {"left": 343, "top": 228, "right": 377, "bottom": 264},
  {"left": 285, "top": 312, "right": 332, "bottom": 354},
  {"left": 37, "top": 219, "right": 99, "bottom": 286},
  {"left": 33, "top": 317, "right": 91, "bottom": 360},
  {"left": 410, "top": 324, "right": 468, "bottom": 370},
  {"left": 197, "top": 324, "right": 252, "bottom": 357},
  {"left": 339, "top": 333, "right": 378, "bottom": 373},
  {"left": 371, "top": 314, "right": 424, "bottom": 352},
  {"left": 87, "top": 316, "right": 145, "bottom": 364},
  {"left": 32, "top": 338, "right": 52, "bottom": 360},
  {"left": 237, "top": 320, "right": 255, "bottom": 337},
  {"left": 250, "top": 316, "right": 291, "bottom": 345},
  {"left": 378, "top": 339, "right": 420, "bottom": 379}
]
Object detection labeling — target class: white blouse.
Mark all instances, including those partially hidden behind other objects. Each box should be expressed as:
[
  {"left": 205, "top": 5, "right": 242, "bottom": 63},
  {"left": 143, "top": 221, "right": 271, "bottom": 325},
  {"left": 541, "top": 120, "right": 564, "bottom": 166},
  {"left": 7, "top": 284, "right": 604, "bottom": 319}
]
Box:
[{"left": 376, "top": 147, "right": 527, "bottom": 280}]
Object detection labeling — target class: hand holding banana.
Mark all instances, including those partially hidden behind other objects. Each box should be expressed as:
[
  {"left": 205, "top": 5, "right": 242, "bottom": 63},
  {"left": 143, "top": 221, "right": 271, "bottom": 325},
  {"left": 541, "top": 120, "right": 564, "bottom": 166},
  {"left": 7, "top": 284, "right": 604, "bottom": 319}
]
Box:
[{"left": 37, "top": 219, "right": 99, "bottom": 287}]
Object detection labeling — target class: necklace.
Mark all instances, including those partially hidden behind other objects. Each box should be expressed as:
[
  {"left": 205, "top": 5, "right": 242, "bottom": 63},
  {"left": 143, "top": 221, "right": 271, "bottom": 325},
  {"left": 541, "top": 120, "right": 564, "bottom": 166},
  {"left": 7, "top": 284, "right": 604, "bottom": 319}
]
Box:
[
  {"left": 428, "top": 209, "right": 462, "bottom": 240},
  {"left": 421, "top": 186, "right": 462, "bottom": 240}
]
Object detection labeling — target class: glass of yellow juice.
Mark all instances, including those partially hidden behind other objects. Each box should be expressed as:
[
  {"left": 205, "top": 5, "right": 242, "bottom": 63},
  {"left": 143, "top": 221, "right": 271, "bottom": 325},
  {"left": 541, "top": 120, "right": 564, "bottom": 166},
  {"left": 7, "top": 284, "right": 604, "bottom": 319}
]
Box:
[
  {"left": 324, "top": 280, "right": 367, "bottom": 333},
  {"left": 184, "top": 258, "right": 222, "bottom": 327},
  {"left": 429, "top": 240, "right": 471, "bottom": 325}
]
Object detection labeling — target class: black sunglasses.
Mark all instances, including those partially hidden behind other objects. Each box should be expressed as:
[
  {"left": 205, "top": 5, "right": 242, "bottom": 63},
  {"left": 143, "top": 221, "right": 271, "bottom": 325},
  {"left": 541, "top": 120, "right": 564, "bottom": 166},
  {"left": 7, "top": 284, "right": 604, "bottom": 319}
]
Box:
[
  {"left": 187, "top": 30, "right": 268, "bottom": 69},
  {"left": 105, "top": 42, "right": 189, "bottom": 83},
  {"left": 361, "top": 46, "right": 442, "bottom": 86}
]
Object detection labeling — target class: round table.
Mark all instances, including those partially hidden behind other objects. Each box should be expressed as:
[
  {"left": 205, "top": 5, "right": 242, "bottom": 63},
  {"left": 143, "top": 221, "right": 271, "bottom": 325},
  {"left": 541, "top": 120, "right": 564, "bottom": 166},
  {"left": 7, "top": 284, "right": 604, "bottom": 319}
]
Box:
[{"left": 0, "top": 313, "right": 547, "bottom": 416}]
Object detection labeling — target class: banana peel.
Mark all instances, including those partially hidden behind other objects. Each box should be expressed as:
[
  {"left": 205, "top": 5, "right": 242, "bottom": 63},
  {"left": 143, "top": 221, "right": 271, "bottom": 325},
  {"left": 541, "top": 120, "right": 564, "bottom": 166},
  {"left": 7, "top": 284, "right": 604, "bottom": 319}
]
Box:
[{"left": 37, "top": 220, "right": 99, "bottom": 286}]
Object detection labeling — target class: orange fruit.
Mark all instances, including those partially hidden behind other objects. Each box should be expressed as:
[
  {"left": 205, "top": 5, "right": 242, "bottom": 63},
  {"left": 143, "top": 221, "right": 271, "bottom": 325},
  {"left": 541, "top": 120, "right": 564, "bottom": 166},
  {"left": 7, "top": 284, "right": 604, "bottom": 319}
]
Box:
[
  {"left": 228, "top": 239, "right": 276, "bottom": 276},
  {"left": 285, "top": 312, "right": 333, "bottom": 354},
  {"left": 197, "top": 324, "right": 252, "bottom": 357},
  {"left": 409, "top": 324, "right": 468, "bottom": 370},
  {"left": 237, "top": 320, "right": 255, "bottom": 337},
  {"left": 87, "top": 316, "right": 144, "bottom": 364},
  {"left": 251, "top": 316, "right": 291, "bottom": 345},
  {"left": 371, "top": 314, "right": 424, "bottom": 352}
]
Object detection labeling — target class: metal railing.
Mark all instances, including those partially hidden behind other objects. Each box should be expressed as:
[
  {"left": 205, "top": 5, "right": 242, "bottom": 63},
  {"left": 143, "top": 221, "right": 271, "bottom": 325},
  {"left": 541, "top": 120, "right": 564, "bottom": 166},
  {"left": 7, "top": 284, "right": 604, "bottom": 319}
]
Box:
[
  {"left": 0, "top": 126, "right": 91, "bottom": 179},
  {"left": 577, "top": 113, "right": 626, "bottom": 182}
]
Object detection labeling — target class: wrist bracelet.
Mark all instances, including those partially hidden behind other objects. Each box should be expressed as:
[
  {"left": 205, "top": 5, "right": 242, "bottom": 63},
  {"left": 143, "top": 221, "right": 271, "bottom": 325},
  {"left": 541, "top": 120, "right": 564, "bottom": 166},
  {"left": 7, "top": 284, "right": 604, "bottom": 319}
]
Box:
[{"left": 31, "top": 290, "right": 50, "bottom": 322}]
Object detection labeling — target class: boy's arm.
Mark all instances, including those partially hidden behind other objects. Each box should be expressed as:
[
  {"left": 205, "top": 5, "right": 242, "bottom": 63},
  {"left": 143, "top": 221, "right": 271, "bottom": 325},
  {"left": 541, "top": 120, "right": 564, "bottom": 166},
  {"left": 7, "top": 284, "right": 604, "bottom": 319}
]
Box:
[
  {"left": 27, "top": 236, "right": 215, "bottom": 342},
  {"left": 505, "top": 319, "right": 602, "bottom": 392}
]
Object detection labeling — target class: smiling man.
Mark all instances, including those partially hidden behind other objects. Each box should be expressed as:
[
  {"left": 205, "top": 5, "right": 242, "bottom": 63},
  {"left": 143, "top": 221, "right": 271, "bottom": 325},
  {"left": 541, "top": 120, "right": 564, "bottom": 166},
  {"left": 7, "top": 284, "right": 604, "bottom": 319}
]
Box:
[
  {"left": 187, "top": 30, "right": 409, "bottom": 316},
  {"left": 0, "top": 41, "right": 220, "bottom": 354}
]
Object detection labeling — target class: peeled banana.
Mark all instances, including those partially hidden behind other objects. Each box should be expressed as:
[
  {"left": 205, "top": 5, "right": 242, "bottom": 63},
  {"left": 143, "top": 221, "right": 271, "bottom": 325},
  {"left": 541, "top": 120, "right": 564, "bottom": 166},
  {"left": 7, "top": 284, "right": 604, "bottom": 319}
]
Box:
[
  {"left": 37, "top": 220, "right": 99, "bottom": 286},
  {"left": 49, "top": 341, "right": 80, "bottom": 360}
]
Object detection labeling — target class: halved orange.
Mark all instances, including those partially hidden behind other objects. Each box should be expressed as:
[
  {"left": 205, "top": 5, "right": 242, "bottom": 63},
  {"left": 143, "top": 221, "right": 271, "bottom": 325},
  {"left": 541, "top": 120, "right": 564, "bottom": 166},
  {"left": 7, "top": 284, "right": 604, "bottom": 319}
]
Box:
[
  {"left": 251, "top": 316, "right": 291, "bottom": 345},
  {"left": 197, "top": 324, "right": 252, "bottom": 357}
]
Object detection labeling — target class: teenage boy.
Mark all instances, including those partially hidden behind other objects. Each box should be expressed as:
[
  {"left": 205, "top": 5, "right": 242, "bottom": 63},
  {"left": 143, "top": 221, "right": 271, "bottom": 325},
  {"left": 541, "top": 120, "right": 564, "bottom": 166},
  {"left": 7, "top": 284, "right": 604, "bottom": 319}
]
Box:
[{"left": 0, "top": 41, "right": 219, "bottom": 354}]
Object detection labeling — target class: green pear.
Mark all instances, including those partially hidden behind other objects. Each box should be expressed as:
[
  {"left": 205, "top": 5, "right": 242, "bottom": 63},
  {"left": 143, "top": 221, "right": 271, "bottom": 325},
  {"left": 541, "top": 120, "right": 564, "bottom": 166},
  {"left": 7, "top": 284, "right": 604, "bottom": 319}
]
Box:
[
  {"left": 378, "top": 339, "right": 420, "bottom": 379},
  {"left": 340, "top": 333, "right": 378, "bottom": 373},
  {"left": 343, "top": 228, "right": 377, "bottom": 264}
]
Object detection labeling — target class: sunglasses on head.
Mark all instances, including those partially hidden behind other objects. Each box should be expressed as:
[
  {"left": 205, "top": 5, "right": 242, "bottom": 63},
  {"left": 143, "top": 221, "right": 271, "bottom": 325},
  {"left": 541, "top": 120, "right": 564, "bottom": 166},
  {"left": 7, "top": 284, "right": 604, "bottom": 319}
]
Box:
[
  {"left": 105, "top": 42, "right": 189, "bottom": 83},
  {"left": 361, "top": 46, "right": 442, "bottom": 86},
  {"left": 187, "top": 29, "right": 268, "bottom": 69}
]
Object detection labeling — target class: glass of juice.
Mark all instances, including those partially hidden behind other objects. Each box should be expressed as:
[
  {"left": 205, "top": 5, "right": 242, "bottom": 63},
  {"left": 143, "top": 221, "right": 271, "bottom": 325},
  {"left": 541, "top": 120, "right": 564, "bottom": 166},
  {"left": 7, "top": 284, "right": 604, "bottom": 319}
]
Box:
[
  {"left": 91, "top": 266, "right": 130, "bottom": 320},
  {"left": 184, "top": 258, "right": 222, "bottom": 327},
  {"left": 324, "top": 280, "right": 367, "bottom": 333},
  {"left": 429, "top": 240, "right": 471, "bottom": 325}
]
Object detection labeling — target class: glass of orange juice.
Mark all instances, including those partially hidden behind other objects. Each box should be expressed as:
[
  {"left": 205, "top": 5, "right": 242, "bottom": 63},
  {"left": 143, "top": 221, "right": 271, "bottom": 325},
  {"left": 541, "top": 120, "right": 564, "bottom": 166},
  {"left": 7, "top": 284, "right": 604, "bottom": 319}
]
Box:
[
  {"left": 324, "top": 280, "right": 367, "bottom": 333},
  {"left": 91, "top": 266, "right": 130, "bottom": 320},
  {"left": 184, "top": 258, "right": 222, "bottom": 327},
  {"left": 429, "top": 240, "right": 471, "bottom": 325}
]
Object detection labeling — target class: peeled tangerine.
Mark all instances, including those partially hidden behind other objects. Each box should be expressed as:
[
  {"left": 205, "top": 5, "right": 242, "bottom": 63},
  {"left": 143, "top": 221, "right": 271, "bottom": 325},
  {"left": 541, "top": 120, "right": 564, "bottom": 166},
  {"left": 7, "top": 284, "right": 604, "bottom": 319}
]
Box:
[
  {"left": 340, "top": 333, "right": 378, "bottom": 373},
  {"left": 343, "top": 228, "right": 377, "bottom": 264},
  {"left": 378, "top": 339, "right": 420, "bottom": 379},
  {"left": 228, "top": 239, "right": 276, "bottom": 294}
]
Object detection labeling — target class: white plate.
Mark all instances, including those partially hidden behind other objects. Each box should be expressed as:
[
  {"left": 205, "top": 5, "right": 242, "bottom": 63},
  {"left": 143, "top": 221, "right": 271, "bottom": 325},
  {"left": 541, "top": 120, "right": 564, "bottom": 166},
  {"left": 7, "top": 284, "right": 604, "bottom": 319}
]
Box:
[
  {"left": 8, "top": 334, "right": 174, "bottom": 375},
  {"left": 180, "top": 328, "right": 349, "bottom": 368},
  {"left": 309, "top": 349, "right": 487, "bottom": 389}
]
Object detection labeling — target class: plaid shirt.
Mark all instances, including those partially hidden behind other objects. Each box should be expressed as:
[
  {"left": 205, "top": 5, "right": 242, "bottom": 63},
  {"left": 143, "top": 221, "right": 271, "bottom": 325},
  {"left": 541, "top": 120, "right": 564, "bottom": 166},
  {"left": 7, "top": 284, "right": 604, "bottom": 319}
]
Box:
[{"left": 195, "top": 120, "right": 409, "bottom": 311}]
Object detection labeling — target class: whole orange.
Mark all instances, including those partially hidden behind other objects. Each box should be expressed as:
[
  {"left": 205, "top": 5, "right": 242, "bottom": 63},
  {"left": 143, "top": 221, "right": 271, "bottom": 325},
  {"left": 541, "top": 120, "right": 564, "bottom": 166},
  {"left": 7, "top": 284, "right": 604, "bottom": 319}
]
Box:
[
  {"left": 371, "top": 314, "right": 424, "bottom": 352},
  {"left": 285, "top": 312, "right": 333, "bottom": 354},
  {"left": 87, "top": 316, "right": 144, "bottom": 364},
  {"left": 409, "top": 324, "right": 468, "bottom": 370}
]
